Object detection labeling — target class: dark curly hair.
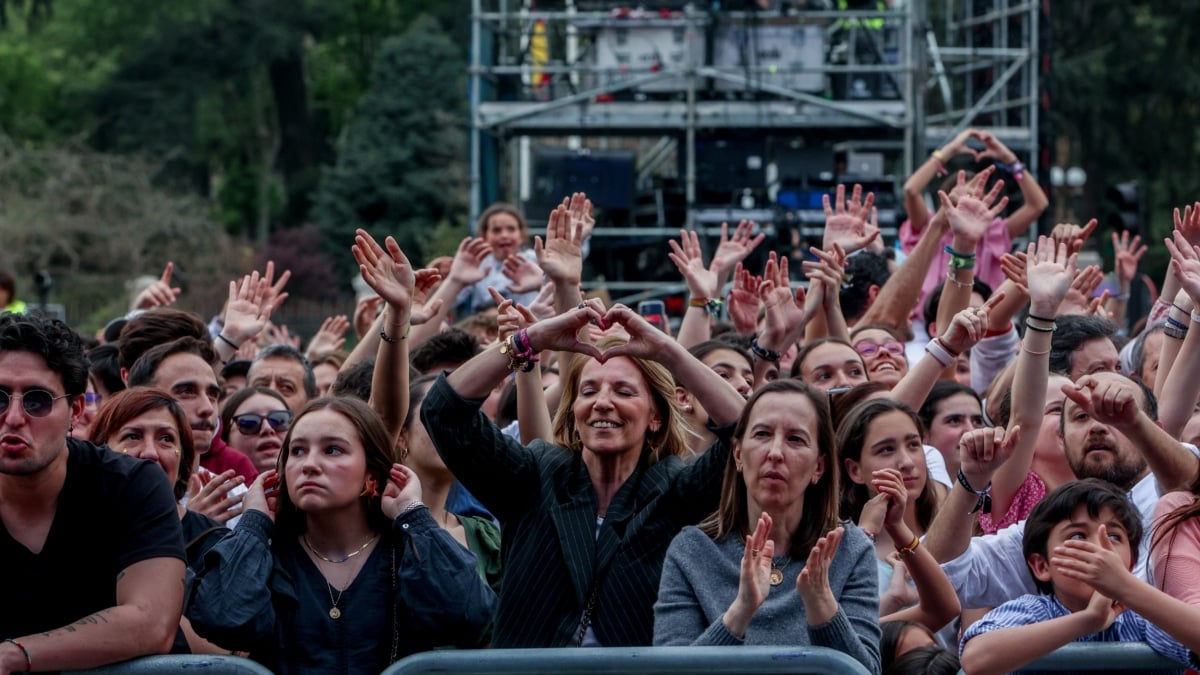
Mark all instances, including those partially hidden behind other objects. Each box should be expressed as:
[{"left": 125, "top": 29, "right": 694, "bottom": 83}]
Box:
[{"left": 0, "top": 311, "right": 89, "bottom": 397}]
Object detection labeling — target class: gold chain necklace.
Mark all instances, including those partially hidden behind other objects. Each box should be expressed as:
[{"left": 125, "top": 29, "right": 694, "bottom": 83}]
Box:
[{"left": 303, "top": 533, "right": 378, "bottom": 564}]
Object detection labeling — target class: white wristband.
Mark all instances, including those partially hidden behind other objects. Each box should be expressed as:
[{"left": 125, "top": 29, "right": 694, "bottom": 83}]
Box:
[{"left": 925, "top": 338, "right": 956, "bottom": 368}]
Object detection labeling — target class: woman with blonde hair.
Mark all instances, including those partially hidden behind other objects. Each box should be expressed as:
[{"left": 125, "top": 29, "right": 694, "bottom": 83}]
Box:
[{"left": 423, "top": 300, "right": 746, "bottom": 647}]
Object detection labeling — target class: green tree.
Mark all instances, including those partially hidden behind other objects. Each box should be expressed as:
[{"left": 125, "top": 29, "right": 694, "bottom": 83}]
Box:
[{"left": 313, "top": 14, "right": 467, "bottom": 273}]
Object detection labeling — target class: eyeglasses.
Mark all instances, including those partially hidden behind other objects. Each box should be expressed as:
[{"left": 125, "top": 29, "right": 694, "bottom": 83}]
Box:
[
  {"left": 232, "top": 411, "right": 293, "bottom": 435},
  {"left": 853, "top": 339, "right": 904, "bottom": 358},
  {"left": 0, "top": 389, "right": 70, "bottom": 418},
  {"left": 84, "top": 392, "right": 103, "bottom": 410}
]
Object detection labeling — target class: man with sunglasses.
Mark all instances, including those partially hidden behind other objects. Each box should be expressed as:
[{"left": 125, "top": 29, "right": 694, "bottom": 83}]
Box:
[
  {"left": 127, "top": 337, "right": 254, "bottom": 524},
  {"left": 0, "top": 312, "right": 186, "bottom": 672}
]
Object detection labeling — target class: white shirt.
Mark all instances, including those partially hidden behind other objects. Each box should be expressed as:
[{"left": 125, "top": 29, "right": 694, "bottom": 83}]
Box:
[{"left": 942, "top": 471, "right": 1163, "bottom": 609}]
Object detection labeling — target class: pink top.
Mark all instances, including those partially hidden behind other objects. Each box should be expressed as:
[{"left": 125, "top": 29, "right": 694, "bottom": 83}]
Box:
[
  {"left": 899, "top": 216, "right": 1012, "bottom": 315},
  {"left": 1151, "top": 491, "right": 1200, "bottom": 605},
  {"left": 977, "top": 470, "right": 1046, "bottom": 535}
]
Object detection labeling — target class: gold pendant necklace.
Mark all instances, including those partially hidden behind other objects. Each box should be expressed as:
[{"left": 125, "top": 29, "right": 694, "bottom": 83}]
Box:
[
  {"left": 769, "top": 554, "right": 792, "bottom": 587},
  {"left": 325, "top": 579, "right": 346, "bottom": 620}
]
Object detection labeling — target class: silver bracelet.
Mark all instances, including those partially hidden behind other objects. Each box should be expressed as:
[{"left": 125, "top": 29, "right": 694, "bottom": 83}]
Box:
[{"left": 399, "top": 500, "right": 426, "bottom": 516}]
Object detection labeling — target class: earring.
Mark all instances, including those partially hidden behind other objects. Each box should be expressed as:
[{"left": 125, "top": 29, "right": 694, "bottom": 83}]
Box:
[
  {"left": 399, "top": 446, "right": 410, "bottom": 461},
  {"left": 360, "top": 477, "right": 379, "bottom": 498},
  {"left": 682, "top": 404, "right": 694, "bottom": 413}
]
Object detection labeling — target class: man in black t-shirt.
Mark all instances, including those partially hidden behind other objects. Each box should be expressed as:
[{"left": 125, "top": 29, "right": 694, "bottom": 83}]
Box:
[{"left": 0, "top": 312, "right": 185, "bottom": 673}]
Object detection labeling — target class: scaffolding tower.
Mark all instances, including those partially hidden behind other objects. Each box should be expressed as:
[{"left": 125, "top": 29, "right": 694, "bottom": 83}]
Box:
[{"left": 468, "top": 0, "right": 1045, "bottom": 301}]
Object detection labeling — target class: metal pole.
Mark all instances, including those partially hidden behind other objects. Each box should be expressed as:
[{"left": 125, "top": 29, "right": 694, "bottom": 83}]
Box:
[
  {"left": 470, "top": 0, "right": 483, "bottom": 224},
  {"left": 685, "top": 6, "right": 697, "bottom": 230},
  {"left": 908, "top": 0, "right": 928, "bottom": 178}
]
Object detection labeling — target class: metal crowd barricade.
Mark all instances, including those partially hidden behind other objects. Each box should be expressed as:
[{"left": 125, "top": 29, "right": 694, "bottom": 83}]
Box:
[
  {"left": 66, "top": 654, "right": 274, "bottom": 675},
  {"left": 952, "top": 641, "right": 1188, "bottom": 673},
  {"left": 382, "top": 646, "right": 873, "bottom": 674}
]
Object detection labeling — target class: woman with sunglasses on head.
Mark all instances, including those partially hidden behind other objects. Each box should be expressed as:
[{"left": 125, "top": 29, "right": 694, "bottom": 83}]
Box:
[
  {"left": 187, "top": 232, "right": 496, "bottom": 672},
  {"left": 89, "top": 386, "right": 231, "bottom": 653},
  {"left": 220, "top": 386, "right": 293, "bottom": 475}
]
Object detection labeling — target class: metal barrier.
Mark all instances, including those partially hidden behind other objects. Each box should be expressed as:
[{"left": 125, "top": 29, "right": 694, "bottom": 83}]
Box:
[
  {"left": 66, "top": 654, "right": 273, "bottom": 675},
  {"left": 954, "top": 641, "right": 1187, "bottom": 673},
  {"left": 382, "top": 646, "right": 872, "bottom": 674}
]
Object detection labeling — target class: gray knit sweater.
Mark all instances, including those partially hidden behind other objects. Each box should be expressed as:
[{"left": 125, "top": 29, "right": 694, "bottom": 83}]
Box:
[{"left": 653, "top": 523, "right": 881, "bottom": 674}]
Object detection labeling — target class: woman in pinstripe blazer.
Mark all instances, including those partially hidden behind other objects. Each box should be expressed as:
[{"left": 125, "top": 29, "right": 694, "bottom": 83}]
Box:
[{"left": 422, "top": 302, "right": 747, "bottom": 647}]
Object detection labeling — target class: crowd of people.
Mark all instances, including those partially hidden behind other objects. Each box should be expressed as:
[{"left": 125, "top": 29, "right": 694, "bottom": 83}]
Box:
[{"left": 5, "top": 129, "right": 1200, "bottom": 674}]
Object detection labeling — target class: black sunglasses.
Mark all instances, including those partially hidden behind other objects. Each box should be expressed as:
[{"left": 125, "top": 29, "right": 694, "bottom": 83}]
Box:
[
  {"left": 232, "top": 411, "right": 293, "bottom": 435},
  {"left": 0, "top": 389, "right": 69, "bottom": 418}
]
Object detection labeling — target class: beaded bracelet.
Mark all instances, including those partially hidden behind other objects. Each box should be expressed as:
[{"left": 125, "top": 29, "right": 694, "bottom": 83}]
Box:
[
  {"left": 750, "top": 338, "right": 781, "bottom": 363},
  {"left": 379, "top": 324, "right": 410, "bottom": 344}
]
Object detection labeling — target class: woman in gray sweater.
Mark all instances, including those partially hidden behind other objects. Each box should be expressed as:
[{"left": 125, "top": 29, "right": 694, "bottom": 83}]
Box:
[{"left": 653, "top": 379, "right": 881, "bottom": 674}]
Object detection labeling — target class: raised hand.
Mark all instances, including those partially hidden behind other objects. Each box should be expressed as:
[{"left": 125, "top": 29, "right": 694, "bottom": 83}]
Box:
[
  {"left": 1165, "top": 230, "right": 1200, "bottom": 307},
  {"left": 822, "top": 184, "right": 879, "bottom": 254},
  {"left": 1000, "top": 251, "right": 1029, "bottom": 293},
  {"left": 502, "top": 255, "right": 544, "bottom": 294},
  {"left": 801, "top": 244, "right": 848, "bottom": 311},
  {"left": 1059, "top": 264, "right": 1104, "bottom": 315},
  {"left": 352, "top": 229, "right": 416, "bottom": 322},
  {"left": 222, "top": 267, "right": 287, "bottom": 348},
  {"left": 380, "top": 463, "right": 424, "bottom": 520},
  {"left": 710, "top": 220, "right": 766, "bottom": 281},
  {"left": 535, "top": 203, "right": 584, "bottom": 285},
  {"left": 973, "top": 131, "right": 1019, "bottom": 164},
  {"left": 1063, "top": 374, "right": 1142, "bottom": 428},
  {"left": 1025, "top": 236, "right": 1077, "bottom": 316},
  {"left": 1173, "top": 203, "right": 1200, "bottom": 248},
  {"left": 528, "top": 281, "right": 557, "bottom": 322},
  {"left": 727, "top": 263, "right": 762, "bottom": 335},
  {"left": 596, "top": 303, "right": 678, "bottom": 362},
  {"left": 260, "top": 322, "right": 300, "bottom": 349},
  {"left": 668, "top": 229, "right": 719, "bottom": 299},
  {"left": 1112, "top": 231, "right": 1147, "bottom": 288},
  {"left": 758, "top": 253, "right": 814, "bottom": 347},
  {"left": 938, "top": 187, "right": 1008, "bottom": 247},
  {"left": 940, "top": 293, "right": 1003, "bottom": 355},
  {"left": 525, "top": 298, "right": 606, "bottom": 359},
  {"left": 352, "top": 295, "right": 384, "bottom": 340},
  {"left": 488, "top": 286, "right": 536, "bottom": 341},
  {"left": 447, "top": 236, "right": 494, "bottom": 288},
  {"left": 1049, "top": 219, "right": 1098, "bottom": 257},
  {"left": 306, "top": 315, "right": 350, "bottom": 360},
  {"left": 958, "top": 425, "right": 1021, "bottom": 492},
  {"left": 795, "top": 526, "right": 844, "bottom": 624},
  {"left": 132, "top": 262, "right": 182, "bottom": 310},
  {"left": 565, "top": 192, "right": 595, "bottom": 242}
]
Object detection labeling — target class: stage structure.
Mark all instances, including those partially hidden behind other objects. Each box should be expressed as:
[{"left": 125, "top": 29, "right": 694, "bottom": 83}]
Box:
[{"left": 468, "top": 0, "right": 1045, "bottom": 300}]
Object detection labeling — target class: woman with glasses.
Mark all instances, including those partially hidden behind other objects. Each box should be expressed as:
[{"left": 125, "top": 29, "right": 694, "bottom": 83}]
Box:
[
  {"left": 220, "top": 386, "right": 292, "bottom": 475},
  {"left": 848, "top": 325, "right": 909, "bottom": 389},
  {"left": 89, "top": 386, "right": 231, "bottom": 653}
]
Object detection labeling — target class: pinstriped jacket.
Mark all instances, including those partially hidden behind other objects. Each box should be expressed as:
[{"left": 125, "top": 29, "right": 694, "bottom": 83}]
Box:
[{"left": 422, "top": 375, "right": 732, "bottom": 647}]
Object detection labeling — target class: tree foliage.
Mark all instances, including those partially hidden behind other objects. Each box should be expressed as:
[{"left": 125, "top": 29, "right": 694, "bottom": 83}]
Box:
[{"left": 313, "top": 15, "right": 467, "bottom": 271}]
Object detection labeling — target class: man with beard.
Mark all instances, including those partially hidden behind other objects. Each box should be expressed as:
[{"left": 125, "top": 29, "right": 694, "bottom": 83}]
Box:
[
  {"left": 127, "top": 337, "right": 250, "bottom": 524},
  {"left": 926, "top": 371, "right": 1199, "bottom": 608},
  {"left": 0, "top": 312, "right": 185, "bottom": 671}
]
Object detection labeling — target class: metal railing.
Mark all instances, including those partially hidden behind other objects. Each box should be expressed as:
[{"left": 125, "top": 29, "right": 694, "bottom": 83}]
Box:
[{"left": 382, "top": 646, "right": 873, "bottom": 675}]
